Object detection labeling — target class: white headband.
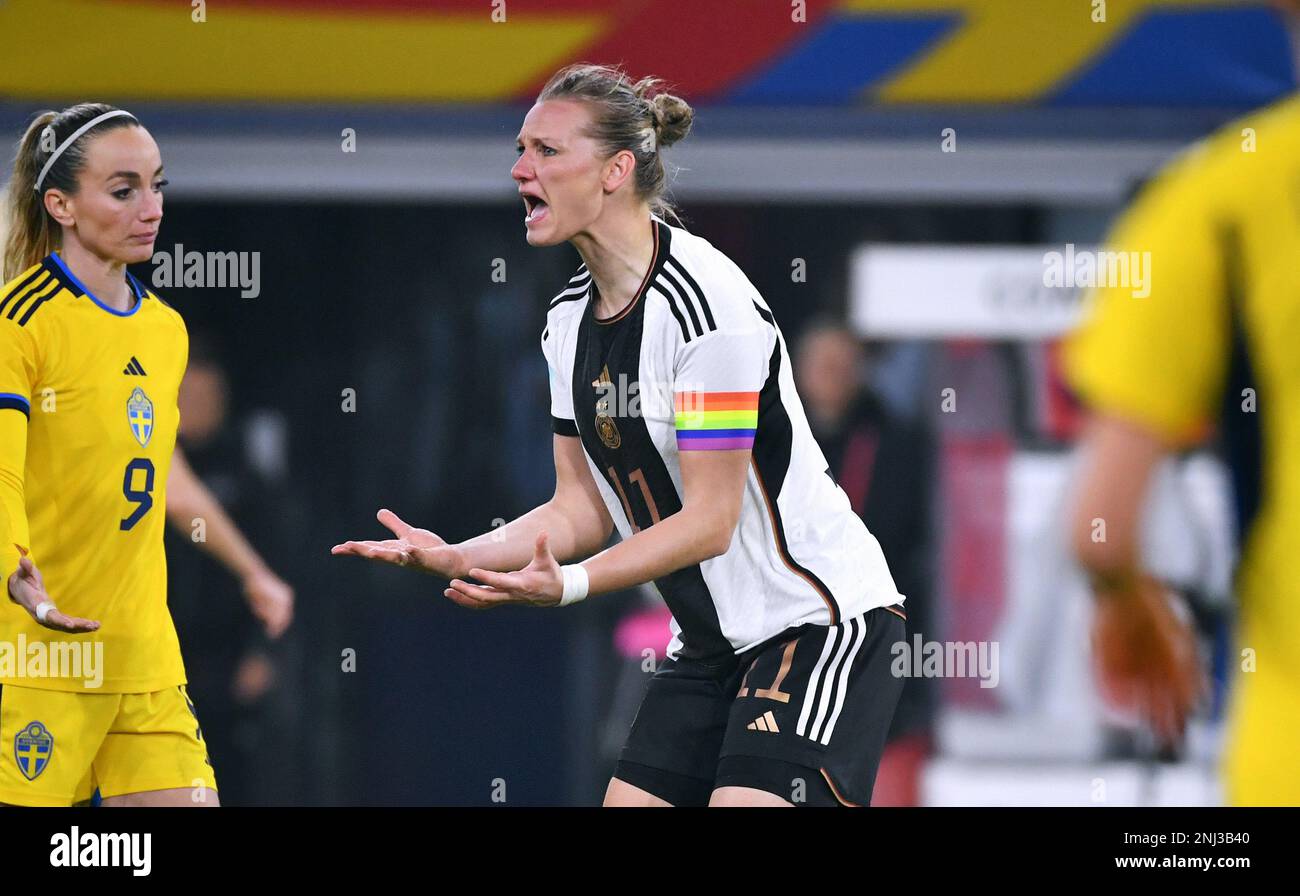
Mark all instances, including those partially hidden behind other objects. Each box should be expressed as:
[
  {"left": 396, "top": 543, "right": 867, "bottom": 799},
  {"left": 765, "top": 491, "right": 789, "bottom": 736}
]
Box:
[{"left": 33, "top": 109, "right": 136, "bottom": 194}]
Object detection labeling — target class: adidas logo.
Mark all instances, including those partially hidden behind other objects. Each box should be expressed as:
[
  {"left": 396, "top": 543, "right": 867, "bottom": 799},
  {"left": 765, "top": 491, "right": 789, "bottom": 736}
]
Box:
[
  {"left": 123, "top": 356, "right": 147, "bottom": 376},
  {"left": 746, "top": 710, "right": 780, "bottom": 734}
]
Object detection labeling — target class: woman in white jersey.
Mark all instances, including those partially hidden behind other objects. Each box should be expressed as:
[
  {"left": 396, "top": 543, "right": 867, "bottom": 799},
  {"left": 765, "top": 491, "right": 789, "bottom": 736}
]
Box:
[{"left": 334, "top": 64, "right": 907, "bottom": 807}]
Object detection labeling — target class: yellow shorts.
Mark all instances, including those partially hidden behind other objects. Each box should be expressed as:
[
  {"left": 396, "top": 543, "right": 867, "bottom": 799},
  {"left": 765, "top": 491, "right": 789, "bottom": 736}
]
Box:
[{"left": 0, "top": 684, "right": 218, "bottom": 806}]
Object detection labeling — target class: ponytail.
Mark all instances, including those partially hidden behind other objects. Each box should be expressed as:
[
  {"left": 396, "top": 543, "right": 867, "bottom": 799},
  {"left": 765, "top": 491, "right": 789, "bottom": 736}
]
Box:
[{"left": 3, "top": 112, "right": 58, "bottom": 281}]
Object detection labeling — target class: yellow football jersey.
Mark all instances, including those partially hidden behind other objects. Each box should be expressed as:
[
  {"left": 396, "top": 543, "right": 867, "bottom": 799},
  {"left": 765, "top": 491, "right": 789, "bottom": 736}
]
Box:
[
  {"left": 1063, "top": 94, "right": 1300, "bottom": 805},
  {"left": 0, "top": 252, "right": 187, "bottom": 693}
]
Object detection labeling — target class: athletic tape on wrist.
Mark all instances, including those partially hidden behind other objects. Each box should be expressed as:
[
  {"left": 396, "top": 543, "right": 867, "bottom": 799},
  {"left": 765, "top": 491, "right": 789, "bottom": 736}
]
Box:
[{"left": 559, "top": 565, "right": 589, "bottom": 607}]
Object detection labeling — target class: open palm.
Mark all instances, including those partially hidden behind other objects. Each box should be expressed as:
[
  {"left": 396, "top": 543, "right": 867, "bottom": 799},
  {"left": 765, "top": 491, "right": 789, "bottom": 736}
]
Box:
[
  {"left": 8, "top": 555, "right": 100, "bottom": 634},
  {"left": 444, "top": 531, "right": 564, "bottom": 610},
  {"left": 331, "top": 509, "right": 467, "bottom": 579}
]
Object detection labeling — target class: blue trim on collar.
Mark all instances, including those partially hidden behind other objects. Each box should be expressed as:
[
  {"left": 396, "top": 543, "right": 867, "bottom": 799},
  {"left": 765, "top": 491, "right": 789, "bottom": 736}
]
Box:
[
  {"left": 48, "top": 252, "right": 142, "bottom": 317},
  {"left": 125, "top": 271, "right": 147, "bottom": 301}
]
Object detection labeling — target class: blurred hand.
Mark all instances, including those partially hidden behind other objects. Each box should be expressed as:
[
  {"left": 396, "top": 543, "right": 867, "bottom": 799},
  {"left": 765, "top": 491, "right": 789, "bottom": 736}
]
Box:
[
  {"left": 444, "top": 531, "right": 563, "bottom": 610},
  {"left": 7, "top": 554, "right": 100, "bottom": 634},
  {"left": 243, "top": 567, "right": 294, "bottom": 639},
  {"left": 232, "top": 651, "right": 276, "bottom": 704},
  {"left": 331, "top": 509, "right": 467, "bottom": 579},
  {"left": 1091, "top": 575, "right": 1203, "bottom": 747}
]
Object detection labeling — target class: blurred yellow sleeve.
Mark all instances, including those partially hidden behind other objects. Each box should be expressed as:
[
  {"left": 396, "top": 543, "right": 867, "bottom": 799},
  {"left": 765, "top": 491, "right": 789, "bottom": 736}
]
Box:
[
  {"left": 0, "top": 318, "right": 37, "bottom": 575},
  {"left": 0, "top": 410, "right": 30, "bottom": 575},
  {"left": 1062, "top": 158, "right": 1230, "bottom": 447}
]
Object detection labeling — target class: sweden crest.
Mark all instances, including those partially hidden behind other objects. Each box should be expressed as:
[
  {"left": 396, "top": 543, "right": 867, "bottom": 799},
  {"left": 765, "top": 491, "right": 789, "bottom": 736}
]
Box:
[
  {"left": 14, "top": 721, "right": 53, "bottom": 781},
  {"left": 127, "top": 387, "right": 153, "bottom": 447}
]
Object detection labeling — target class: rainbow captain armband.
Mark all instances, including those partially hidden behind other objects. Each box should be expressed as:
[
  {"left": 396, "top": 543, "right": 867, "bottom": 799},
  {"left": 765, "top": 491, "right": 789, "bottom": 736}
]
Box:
[{"left": 674, "top": 391, "right": 758, "bottom": 451}]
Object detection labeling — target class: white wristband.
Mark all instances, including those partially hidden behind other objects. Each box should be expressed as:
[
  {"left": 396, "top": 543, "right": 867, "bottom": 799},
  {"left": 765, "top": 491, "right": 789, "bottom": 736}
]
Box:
[
  {"left": 559, "top": 565, "right": 589, "bottom": 607},
  {"left": 34, "top": 601, "right": 55, "bottom": 623}
]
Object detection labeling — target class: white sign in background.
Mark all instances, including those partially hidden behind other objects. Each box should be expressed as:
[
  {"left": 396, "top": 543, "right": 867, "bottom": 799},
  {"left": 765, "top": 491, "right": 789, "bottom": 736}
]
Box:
[{"left": 850, "top": 244, "right": 1094, "bottom": 340}]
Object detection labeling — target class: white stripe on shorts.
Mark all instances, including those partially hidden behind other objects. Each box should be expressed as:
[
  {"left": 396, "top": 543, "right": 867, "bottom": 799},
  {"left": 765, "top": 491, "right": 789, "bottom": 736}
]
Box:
[
  {"left": 816, "top": 615, "right": 868, "bottom": 745},
  {"left": 800, "top": 613, "right": 852, "bottom": 738},
  {"left": 795, "top": 622, "right": 841, "bottom": 738}
]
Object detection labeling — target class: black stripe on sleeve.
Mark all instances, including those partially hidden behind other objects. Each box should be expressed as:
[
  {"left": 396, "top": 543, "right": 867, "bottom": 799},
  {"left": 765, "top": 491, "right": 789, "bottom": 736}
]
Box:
[
  {"left": 657, "top": 267, "right": 703, "bottom": 338},
  {"left": 651, "top": 281, "right": 692, "bottom": 343},
  {"left": 548, "top": 289, "right": 589, "bottom": 312},
  {"left": 1, "top": 273, "right": 51, "bottom": 321},
  {"left": 16, "top": 294, "right": 53, "bottom": 327},
  {"left": 1217, "top": 220, "right": 1262, "bottom": 547},
  {"left": 0, "top": 267, "right": 48, "bottom": 314},
  {"left": 5, "top": 291, "right": 35, "bottom": 322},
  {"left": 665, "top": 256, "right": 716, "bottom": 332},
  {"left": 0, "top": 395, "right": 31, "bottom": 418},
  {"left": 549, "top": 267, "right": 593, "bottom": 310},
  {"left": 551, "top": 415, "right": 579, "bottom": 437}
]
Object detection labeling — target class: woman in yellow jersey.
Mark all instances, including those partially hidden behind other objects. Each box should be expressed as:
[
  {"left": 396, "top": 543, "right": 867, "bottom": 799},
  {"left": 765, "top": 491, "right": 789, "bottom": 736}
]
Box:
[
  {"left": 1065, "top": 91, "right": 1300, "bottom": 807},
  {"left": 0, "top": 104, "right": 294, "bottom": 807}
]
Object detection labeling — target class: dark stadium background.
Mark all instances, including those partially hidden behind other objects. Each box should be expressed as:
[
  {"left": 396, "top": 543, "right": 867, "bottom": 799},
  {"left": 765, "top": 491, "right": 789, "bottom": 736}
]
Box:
[{"left": 150, "top": 199, "right": 1034, "bottom": 805}]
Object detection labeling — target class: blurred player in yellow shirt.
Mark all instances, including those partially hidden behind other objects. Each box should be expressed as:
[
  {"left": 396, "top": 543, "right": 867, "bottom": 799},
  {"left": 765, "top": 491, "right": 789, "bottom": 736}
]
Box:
[
  {"left": 0, "top": 104, "right": 293, "bottom": 806},
  {"left": 1064, "top": 92, "right": 1300, "bottom": 806}
]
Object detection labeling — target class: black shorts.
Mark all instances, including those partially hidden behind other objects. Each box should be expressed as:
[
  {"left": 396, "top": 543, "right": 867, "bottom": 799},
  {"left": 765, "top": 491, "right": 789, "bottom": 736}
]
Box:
[{"left": 614, "top": 605, "right": 906, "bottom": 806}]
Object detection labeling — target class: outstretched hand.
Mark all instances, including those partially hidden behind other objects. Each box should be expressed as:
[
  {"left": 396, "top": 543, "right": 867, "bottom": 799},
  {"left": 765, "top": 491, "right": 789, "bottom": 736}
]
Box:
[
  {"left": 332, "top": 509, "right": 468, "bottom": 579},
  {"left": 7, "top": 554, "right": 100, "bottom": 634},
  {"left": 444, "top": 531, "right": 564, "bottom": 610}
]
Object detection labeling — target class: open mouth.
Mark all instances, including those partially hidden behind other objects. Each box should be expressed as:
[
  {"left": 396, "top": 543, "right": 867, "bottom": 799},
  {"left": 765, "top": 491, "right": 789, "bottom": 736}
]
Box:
[{"left": 523, "top": 194, "right": 549, "bottom": 224}]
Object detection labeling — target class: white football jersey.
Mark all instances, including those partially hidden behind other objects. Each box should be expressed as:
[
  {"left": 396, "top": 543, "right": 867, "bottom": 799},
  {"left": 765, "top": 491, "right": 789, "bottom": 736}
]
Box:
[{"left": 542, "top": 216, "right": 904, "bottom": 661}]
